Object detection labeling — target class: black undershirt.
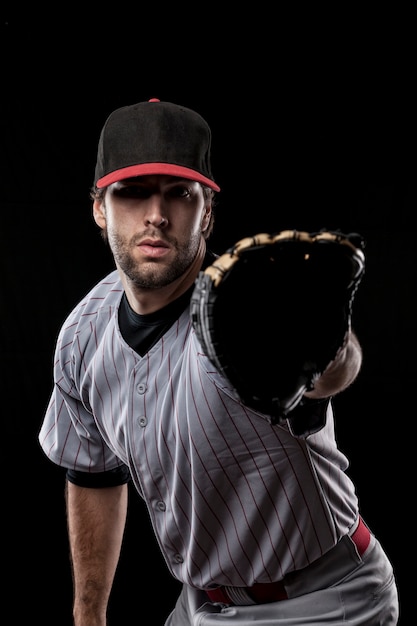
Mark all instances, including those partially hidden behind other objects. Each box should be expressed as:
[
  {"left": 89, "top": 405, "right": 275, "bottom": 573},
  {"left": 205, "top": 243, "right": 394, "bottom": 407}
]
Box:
[{"left": 118, "top": 285, "right": 193, "bottom": 356}]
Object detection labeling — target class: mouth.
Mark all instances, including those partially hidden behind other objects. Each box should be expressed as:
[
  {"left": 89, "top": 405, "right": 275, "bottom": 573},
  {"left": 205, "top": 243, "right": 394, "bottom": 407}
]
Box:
[{"left": 137, "top": 238, "right": 170, "bottom": 259}]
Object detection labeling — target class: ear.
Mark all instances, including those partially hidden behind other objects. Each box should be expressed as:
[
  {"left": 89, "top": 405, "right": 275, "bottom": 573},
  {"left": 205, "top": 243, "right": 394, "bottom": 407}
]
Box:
[
  {"left": 93, "top": 199, "right": 106, "bottom": 229},
  {"left": 201, "top": 204, "right": 212, "bottom": 232}
]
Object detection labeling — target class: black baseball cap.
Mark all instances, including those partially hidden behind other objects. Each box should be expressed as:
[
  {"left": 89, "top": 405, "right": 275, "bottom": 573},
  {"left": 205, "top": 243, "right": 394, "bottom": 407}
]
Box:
[{"left": 94, "top": 98, "right": 220, "bottom": 192}]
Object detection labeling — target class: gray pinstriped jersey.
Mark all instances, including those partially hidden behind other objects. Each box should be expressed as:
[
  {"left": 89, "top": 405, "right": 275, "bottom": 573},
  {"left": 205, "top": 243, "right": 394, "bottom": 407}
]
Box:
[{"left": 39, "top": 269, "right": 359, "bottom": 590}]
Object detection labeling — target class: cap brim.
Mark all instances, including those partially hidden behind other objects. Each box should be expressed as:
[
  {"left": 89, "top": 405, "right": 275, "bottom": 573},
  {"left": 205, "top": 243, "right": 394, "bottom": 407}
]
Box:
[{"left": 96, "top": 163, "right": 220, "bottom": 192}]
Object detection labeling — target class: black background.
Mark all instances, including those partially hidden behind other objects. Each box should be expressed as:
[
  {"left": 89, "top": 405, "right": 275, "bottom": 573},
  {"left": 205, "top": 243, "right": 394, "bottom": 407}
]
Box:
[{"left": 1, "top": 12, "right": 414, "bottom": 624}]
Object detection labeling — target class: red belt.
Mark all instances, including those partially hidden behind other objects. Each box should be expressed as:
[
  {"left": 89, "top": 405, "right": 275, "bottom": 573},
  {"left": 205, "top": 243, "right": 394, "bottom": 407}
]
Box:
[{"left": 205, "top": 517, "right": 371, "bottom": 605}]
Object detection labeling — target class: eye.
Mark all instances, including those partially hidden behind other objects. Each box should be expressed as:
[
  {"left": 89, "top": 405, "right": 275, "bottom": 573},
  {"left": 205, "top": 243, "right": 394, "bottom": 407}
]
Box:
[
  {"left": 112, "top": 185, "right": 151, "bottom": 199},
  {"left": 168, "top": 184, "right": 192, "bottom": 198}
]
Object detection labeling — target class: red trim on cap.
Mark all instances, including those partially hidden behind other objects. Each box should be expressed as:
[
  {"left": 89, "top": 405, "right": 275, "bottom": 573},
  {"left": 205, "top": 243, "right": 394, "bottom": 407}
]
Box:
[{"left": 97, "top": 163, "right": 220, "bottom": 192}]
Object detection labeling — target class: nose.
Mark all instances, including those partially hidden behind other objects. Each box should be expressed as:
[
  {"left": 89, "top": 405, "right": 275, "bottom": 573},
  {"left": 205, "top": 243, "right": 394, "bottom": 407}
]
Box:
[
  {"left": 146, "top": 215, "right": 167, "bottom": 227},
  {"left": 144, "top": 198, "right": 167, "bottom": 228}
]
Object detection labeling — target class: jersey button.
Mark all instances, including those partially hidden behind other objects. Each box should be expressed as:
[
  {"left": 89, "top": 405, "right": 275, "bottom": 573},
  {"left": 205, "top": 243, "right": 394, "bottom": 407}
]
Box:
[
  {"left": 174, "top": 553, "right": 184, "bottom": 563},
  {"left": 138, "top": 416, "right": 147, "bottom": 427},
  {"left": 137, "top": 383, "right": 147, "bottom": 394},
  {"left": 156, "top": 501, "right": 166, "bottom": 511}
]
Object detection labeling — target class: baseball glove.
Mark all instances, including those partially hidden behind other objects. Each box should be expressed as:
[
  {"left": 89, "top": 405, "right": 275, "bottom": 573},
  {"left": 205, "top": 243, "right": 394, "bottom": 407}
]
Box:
[{"left": 191, "top": 229, "right": 365, "bottom": 425}]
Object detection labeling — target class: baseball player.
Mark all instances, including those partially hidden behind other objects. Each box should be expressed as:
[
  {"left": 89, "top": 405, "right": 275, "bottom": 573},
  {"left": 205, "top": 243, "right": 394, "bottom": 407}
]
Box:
[{"left": 38, "top": 98, "right": 399, "bottom": 625}]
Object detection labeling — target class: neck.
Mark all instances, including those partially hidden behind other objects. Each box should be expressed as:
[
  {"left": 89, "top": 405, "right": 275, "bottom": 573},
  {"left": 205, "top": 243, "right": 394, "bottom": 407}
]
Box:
[{"left": 119, "top": 239, "right": 206, "bottom": 315}]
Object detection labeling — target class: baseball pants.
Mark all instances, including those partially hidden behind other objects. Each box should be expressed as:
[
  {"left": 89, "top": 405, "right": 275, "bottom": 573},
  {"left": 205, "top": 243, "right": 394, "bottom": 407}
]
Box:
[{"left": 164, "top": 534, "right": 399, "bottom": 625}]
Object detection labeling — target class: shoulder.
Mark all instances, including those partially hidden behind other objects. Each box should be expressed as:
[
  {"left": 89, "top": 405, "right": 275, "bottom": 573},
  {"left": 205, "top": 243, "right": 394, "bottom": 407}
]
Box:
[{"left": 59, "top": 269, "right": 123, "bottom": 339}]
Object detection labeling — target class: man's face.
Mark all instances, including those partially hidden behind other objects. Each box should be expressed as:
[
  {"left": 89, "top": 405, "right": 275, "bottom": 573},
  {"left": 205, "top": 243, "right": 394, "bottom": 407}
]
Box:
[{"left": 93, "top": 175, "right": 211, "bottom": 289}]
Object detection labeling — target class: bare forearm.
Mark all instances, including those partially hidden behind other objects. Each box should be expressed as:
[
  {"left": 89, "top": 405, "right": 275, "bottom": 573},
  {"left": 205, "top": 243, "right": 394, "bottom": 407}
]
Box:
[
  {"left": 66, "top": 481, "right": 128, "bottom": 626},
  {"left": 305, "top": 330, "right": 362, "bottom": 400}
]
